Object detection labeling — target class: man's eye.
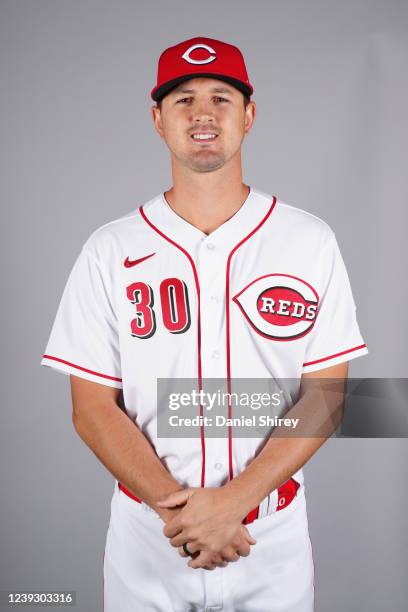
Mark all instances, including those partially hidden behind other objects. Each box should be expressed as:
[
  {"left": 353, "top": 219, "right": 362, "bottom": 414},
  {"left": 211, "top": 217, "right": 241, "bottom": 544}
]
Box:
[{"left": 176, "top": 97, "right": 229, "bottom": 104}]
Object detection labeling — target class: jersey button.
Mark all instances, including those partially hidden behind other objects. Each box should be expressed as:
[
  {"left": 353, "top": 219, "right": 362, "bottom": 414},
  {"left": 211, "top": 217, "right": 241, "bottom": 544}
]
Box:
[
  {"left": 206, "top": 242, "right": 215, "bottom": 250},
  {"left": 214, "top": 462, "right": 223, "bottom": 471},
  {"left": 211, "top": 350, "right": 220, "bottom": 359}
]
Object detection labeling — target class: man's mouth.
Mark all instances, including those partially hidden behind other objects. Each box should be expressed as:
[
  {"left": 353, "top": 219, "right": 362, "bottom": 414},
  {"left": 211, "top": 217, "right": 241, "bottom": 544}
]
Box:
[{"left": 190, "top": 133, "right": 219, "bottom": 142}]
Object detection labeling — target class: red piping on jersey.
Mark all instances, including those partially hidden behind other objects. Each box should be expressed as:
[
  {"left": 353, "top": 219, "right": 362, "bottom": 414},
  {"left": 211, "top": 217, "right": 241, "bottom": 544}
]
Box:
[
  {"left": 302, "top": 343, "right": 367, "bottom": 367},
  {"left": 118, "top": 482, "right": 142, "bottom": 502},
  {"left": 225, "top": 197, "right": 277, "bottom": 480},
  {"left": 139, "top": 205, "right": 206, "bottom": 488},
  {"left": 42, "top": 355, "right": 122, "bottom": 382}
]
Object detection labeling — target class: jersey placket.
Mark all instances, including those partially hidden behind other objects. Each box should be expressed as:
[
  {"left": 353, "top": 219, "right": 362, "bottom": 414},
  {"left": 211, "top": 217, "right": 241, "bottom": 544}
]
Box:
[{"left": 196, "top": 234, "right": 230, "bottom": 488}]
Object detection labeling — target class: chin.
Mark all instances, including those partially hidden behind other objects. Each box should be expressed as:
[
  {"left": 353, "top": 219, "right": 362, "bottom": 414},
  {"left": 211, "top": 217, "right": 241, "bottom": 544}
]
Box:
[
  {"left": 189, "top": 151, "right": 227, "bottom": 171},
  {"left": 190, "top": 158, "right": 226, "bottom": 173}
]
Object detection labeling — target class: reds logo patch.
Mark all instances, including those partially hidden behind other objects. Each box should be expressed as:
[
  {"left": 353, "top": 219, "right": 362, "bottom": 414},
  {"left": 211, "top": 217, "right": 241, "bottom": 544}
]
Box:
[{"left": 233, "top": 274, "right": 319, "bottom": 341}]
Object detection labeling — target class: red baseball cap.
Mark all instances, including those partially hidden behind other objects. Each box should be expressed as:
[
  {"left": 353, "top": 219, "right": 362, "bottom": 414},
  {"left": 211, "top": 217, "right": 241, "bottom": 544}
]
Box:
[{"left": 151, "top": 36, "right": 253, "bottom": 102}]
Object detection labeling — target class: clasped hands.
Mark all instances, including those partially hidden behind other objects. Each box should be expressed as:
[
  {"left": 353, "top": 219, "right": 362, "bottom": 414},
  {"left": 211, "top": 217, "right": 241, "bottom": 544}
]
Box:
[{"left": 157, "top": 487, "right": 256, "bottom": 571}]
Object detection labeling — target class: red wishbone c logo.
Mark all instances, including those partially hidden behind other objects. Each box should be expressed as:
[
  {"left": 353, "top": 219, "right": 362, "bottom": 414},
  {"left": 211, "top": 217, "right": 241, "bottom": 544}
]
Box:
[{"left": 181, "top": 43, "right": 217, "bottom": 65}]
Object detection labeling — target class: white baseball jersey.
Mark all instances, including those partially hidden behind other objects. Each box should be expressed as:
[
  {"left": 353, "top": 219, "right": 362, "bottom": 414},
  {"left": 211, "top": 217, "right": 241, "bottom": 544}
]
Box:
[
  {"left": 40, "top": 186, "right": 368, "bottom": 611},
  {"left": 40, "top": 186, "right": 368, "bottom": 490}
]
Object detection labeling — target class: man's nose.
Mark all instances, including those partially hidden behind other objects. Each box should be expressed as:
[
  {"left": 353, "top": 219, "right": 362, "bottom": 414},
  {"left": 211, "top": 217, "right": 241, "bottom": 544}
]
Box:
[{"left": 191, "top": 102, "right": 214, "bottom": 122}]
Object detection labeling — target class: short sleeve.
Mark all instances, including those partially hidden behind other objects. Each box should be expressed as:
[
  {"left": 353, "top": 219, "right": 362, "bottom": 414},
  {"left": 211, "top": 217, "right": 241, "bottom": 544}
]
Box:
[
  {"left": 302, "top": 232, "right": 368, "bottom": 373},
  {"left": 40, "top": 246, "right": 122, "bottom": 388}
]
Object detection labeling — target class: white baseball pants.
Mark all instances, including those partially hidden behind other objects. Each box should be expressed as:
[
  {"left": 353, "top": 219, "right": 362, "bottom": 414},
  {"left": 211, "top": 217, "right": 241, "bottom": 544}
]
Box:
[{"left": 103, "top": 483, "right": 314, "bottom": 611}]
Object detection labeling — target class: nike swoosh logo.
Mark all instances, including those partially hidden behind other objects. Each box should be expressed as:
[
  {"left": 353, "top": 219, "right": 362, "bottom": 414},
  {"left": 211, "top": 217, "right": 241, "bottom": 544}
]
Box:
[{"left": 124, "top": 252, "right": 156, "bottom": 268}]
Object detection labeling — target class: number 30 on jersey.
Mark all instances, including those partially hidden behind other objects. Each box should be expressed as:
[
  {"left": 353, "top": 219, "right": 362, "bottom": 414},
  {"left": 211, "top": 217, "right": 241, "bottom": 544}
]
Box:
[{"left": 126, "top": 278, "right": 191, "bottom": 339}]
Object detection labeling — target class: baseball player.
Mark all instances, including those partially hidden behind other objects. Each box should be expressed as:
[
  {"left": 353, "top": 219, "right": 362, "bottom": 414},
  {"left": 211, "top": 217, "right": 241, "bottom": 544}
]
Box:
[{"left": 40, "top": 36, "right": 368, "bottom": 611}]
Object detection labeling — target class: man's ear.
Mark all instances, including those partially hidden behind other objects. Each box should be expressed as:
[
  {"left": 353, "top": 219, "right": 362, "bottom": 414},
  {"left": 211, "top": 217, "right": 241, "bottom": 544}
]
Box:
[
  {"left": 151, "top": 105, "right": 165, "bottom": 138},
  {"left": 244, "top": 100, "right": 256, "bottom": 135}
]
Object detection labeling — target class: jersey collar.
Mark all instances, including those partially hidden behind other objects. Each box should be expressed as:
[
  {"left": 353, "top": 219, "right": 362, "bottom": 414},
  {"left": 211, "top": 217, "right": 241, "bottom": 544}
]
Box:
[{"left": 141, "top": 187, "right": 276, "bottom": 256}]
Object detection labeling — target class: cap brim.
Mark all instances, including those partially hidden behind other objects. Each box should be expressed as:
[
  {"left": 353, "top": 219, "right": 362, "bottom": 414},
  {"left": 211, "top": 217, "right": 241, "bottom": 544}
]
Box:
[{"left": 151, "top": 73, "right": 253, "bottom": 102}]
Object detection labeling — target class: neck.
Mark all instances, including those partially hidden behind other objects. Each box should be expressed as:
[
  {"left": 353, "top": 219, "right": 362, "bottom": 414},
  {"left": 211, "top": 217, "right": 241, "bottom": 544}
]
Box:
[{"left": 164, "top": 154, "right": 250, "bottom": 235}]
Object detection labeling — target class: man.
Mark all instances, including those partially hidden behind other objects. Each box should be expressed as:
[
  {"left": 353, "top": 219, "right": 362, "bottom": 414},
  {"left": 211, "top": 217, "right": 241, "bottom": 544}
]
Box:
[{"left": 41, "top": 36, "right": 368, "bottom": 611}]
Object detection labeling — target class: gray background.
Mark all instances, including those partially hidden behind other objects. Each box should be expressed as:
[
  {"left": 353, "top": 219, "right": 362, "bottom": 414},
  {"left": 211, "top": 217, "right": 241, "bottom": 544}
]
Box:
[{"left": 1, "top": 0, "right": 407, "bottom": 610}]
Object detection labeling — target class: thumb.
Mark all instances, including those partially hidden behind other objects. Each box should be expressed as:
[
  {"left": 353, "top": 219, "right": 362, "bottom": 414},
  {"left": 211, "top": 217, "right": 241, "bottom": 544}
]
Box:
[
  {"left": 156, "top": 488, "right": 194, "bottom": 508},
  {"left": 241, "top": 525, "right": 257, "bottom": 545}
]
